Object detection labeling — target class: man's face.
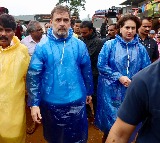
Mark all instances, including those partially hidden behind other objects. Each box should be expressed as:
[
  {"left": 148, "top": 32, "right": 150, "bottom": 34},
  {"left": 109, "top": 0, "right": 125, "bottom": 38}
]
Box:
[
  {"left": 139, "top": 19, "right": 152, "bottom": 36},
  {"left": 73, "top": 23, "right": 81, "bottom": 35},
  {"left": 50, "top": 11, "right": 70, "bottom": 38},
  {"left": 0, "top": 25, "right": 15, "bottom": 49},
  {"left": 31, "top": 23, "right": 43, "bottom": 41},
  {"left": 108, "top": 25, "right": 117, "bottom": 37},
  {"left": 80, "top": 27, "right": 92, "bottom": 39}
]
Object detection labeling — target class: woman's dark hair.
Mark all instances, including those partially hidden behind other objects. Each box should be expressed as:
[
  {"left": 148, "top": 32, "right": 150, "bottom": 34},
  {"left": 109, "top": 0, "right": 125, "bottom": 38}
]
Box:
[
  {"left": 0, "top": 13, "right": 16, "bottom": 30},
  {"left": 116, "top": 14, "right": 141, "bottom": 34}
]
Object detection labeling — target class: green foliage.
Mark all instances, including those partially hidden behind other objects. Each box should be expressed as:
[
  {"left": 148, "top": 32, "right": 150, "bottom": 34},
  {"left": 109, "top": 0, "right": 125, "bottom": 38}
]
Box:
[{"left": 58, "top": 0, "right": 86, "bottom": 18}]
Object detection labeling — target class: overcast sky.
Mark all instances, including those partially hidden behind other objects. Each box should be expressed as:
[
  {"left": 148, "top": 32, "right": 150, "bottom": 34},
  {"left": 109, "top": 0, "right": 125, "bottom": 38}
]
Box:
[{"left": 0, "top": 0, "right": 124, "bottom": 19}]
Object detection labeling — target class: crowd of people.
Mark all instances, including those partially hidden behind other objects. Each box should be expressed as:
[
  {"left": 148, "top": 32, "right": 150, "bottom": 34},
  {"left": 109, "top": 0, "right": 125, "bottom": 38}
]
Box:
[{"left": 0, "top": 4, "right": 160, "bottom": 143}]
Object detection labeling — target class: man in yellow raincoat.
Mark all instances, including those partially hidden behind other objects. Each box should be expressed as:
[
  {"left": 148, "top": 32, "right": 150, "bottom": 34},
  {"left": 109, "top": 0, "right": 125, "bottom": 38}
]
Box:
[{"left": 0, "top": 14, "right": 30, "bottom": 143}]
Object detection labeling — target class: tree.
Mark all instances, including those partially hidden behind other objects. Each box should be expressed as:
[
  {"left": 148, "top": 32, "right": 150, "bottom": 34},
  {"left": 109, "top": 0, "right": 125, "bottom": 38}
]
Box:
[{"left": 58, "top": 0, "right": 86, "bottom": 19}]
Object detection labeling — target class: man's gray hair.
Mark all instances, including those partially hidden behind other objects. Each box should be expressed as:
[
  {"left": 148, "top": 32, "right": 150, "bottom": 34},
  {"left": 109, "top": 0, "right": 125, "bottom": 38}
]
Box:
[
  {"left": 27, "top": 20, "right": 40, "bottom": 33},
  {"left": 51, "top": 5, "right": 71, "bottom": 19}
]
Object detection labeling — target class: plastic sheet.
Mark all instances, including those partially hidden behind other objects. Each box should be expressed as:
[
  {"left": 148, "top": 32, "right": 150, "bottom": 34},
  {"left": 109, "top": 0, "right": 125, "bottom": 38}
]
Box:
[
  {"left": 27, "top": 28, "right": 93, "bottom": 142},
  {"left": 95, "top": 34, "right": 151, "bottom": 134},
  {"left": 40, "top": 99, "right": 88, "bottom": 143},
  {"left": 0, "top": 36, "right": 30, "bottom": 143}
]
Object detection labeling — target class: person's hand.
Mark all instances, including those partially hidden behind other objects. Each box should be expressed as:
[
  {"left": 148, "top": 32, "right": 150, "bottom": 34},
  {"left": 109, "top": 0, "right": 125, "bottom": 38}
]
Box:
[
  {"left": 86, "top": 95, "right": 92, "bottom": 104},
  {"left": 30, "top": 106, "right": 42, "bottom": 124},
  {"left": 119, "top": 76, "right": 131, "bottom": 87}
]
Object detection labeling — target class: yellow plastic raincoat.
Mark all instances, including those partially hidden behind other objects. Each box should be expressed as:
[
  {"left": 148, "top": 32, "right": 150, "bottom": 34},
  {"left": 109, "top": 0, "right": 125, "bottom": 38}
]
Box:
[{"left": 0, "top": 36, "right": 30, "bottom": 143}]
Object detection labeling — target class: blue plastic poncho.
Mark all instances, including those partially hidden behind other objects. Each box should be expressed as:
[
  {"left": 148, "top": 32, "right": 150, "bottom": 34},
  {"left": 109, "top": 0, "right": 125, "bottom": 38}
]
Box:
[
  {"left": 27, "top": 28, "right": 93, "bottom": 143},
  {"left": 95, "top": 34, "right": 151, "bottom": 134}
]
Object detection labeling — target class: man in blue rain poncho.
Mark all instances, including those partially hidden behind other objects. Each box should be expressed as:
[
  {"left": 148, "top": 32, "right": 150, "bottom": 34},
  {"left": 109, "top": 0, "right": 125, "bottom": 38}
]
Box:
[{"left": 26, "top": 5, "right": 93, "bottom": 143}]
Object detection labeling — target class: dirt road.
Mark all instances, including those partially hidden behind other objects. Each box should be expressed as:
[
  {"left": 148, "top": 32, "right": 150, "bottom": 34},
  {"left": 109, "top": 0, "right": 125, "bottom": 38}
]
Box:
[{"left": 26, "top": 120, "right": 103, "bottom": 143}]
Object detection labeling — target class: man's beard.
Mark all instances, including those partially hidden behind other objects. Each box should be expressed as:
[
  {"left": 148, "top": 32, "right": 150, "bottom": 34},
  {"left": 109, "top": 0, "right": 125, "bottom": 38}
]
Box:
[
  {"left": 57, "top": 30, "right": 67, "bottom": 38},
  {"left": 53, "top": 27, "right": 68, "bottom": 38}
]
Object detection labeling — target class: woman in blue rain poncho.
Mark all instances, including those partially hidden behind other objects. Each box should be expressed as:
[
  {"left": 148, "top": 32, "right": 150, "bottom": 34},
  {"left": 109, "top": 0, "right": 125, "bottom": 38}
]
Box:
[
  {"left": 95, "top": 14, "right": 151, "bottom": 143},
  {"left": 27, "top": 5, "right": 93, "bottom": 143}
]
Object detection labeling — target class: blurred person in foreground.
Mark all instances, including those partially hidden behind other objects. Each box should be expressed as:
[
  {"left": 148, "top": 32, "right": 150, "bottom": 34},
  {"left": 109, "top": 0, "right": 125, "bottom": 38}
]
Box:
[
  {"left": 27, "top": 5, "right": 93, "bottom": 143},
  {"left": 0, "top": 14, "right": 30, "bottom": 143},
  {"left": 106, "top": 57, "right": 160, "bottom": 143},
  {"left": 95, "top": 14, "right": 151, "bottom": 143}
]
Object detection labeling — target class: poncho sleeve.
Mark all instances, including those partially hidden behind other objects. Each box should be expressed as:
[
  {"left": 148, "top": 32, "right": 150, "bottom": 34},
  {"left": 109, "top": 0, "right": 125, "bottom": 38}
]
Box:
[
  {"left": 27, "top": 45, "right": 44, "bottom": 106},
  {"left": 80, "top": 44, "right": 94, "bottom": 95},
  {"left": 97, "top": 40, "right": 123, "bottom": 84}
]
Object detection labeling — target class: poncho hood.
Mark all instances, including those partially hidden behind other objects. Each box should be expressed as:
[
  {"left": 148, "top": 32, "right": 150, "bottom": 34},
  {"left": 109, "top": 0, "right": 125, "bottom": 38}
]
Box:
[{"left": 116, "top": 34, "right": 139, "bottom": 47}]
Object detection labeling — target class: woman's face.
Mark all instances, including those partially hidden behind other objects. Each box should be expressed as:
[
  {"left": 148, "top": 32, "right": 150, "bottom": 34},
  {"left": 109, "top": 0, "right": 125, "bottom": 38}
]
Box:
[{"left": 120, "top": 20, "right": 136, "bottom": 42}]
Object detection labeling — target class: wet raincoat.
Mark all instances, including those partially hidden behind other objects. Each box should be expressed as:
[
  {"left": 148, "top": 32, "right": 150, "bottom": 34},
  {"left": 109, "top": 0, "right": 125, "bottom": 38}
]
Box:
[
  {"left": 27, "top": 28, "right": 93, "bottom": 143},
  {"left": 95, "top": 34, "right": 151, "bottom": 134},
  {"left": 0, "top": 36, "right": 30, "bottom": 143}
]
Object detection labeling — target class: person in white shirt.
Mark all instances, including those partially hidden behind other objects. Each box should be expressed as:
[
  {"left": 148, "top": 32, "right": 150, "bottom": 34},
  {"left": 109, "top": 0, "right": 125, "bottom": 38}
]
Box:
[{"left": 21, "top": 20, "right": 45, "bottom": 56}]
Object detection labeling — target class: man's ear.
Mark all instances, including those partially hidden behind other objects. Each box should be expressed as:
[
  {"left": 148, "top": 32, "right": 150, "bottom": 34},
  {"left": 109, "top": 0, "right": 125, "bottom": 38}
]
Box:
[
  {"left": 50, "top": 19, "right": 52, "bottom": 24},
  {"left": 90, "top": 29, "right": 93, "bottom": 33},
  {"left": 120, "top": 28, "right": 122, "bottom": 34}
]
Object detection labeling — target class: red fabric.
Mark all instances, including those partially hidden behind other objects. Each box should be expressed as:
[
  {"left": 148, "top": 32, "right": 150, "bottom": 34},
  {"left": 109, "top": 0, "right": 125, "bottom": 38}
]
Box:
[{"left": 15, "top": 24, "right": 22, "bottom": 40}]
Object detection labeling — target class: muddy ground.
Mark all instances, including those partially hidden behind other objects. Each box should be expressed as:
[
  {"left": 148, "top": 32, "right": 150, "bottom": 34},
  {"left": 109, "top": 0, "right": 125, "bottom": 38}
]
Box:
[{"left": 26, "top": 122, "right": 103, "bottom": 143}]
